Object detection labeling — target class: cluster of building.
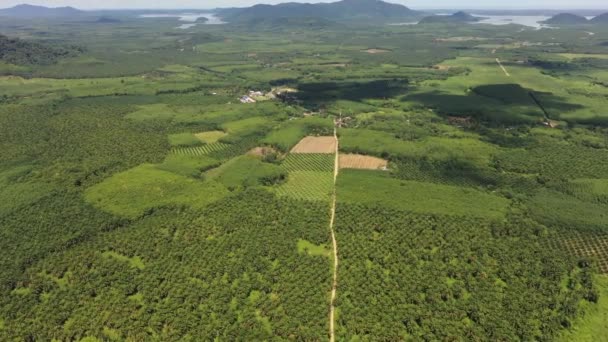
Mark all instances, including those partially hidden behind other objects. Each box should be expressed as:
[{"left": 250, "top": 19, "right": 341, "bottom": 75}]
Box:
[{"left": 239, "top": 90, "right": 269, "bottom": 104}]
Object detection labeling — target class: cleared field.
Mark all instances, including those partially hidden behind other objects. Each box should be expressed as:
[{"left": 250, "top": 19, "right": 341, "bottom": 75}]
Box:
[
  {"left": 290, "top": 136, "right": 336, "bottom": 154},
  {"left": 247, "top": 146, "right": 277, "bottom": 157},
  {"left": 168, "top": 133, "right": 203, "bottom": 147},
  {"left": 195, "top": 131, "right": 227, "bottom": 144},
  {"left": 339, "top": 154, "right": 388, "bottom": 170}
]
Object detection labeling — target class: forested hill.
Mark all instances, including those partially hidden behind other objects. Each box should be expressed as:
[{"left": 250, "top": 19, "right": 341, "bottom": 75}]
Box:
[
  {"left": 541, "top": 13, "right": 589, "bottom": 25},
  {"left": 0, "top": 35, "right": 83, "bottom": 65},
  {"left": 590, "top": 13, "right": 608, "bottom": 24},
  {"left": 418, "top": 11, "right": 482, "bottom": 24},
  {"left": 0, "top": 4, "right": 84, "bottom": 17},
  {"left": 219, "top": 0, "right": 422, "bottom": 22}
]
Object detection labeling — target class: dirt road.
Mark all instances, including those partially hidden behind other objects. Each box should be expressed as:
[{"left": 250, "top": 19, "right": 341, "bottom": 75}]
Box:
[
  {"left": 328, "top": 128, "right": 339, "bottom": 342},
  {"left": 496, "top": 58, "right": 511, "bottom": 77}
]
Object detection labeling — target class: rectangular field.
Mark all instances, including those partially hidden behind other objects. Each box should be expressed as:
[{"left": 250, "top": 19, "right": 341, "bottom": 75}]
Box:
[
  {"left": 339, "top": 154, "right": 388, "bottom": 170},
  {"left": 290, "top": 136, "right": 336, "bottom": 154}
]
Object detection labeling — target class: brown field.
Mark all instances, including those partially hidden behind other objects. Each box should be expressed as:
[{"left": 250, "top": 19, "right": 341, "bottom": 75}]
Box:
[
  {"left": 339, "top": 154, "right": 388, "bottom": 170},
  {"left": 291, "top": 136, "right": 336, "bottom": 154},
  {"left": 362, "top": 48, "right": 391, "bottom": 54}
]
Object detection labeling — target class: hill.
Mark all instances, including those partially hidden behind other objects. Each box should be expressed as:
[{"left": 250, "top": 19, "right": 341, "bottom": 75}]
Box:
[
  {"left": 219, "top": 0, "right": 422, "bottom": 22},
  {"left": 0, "top": 4, "right": 83, "bottom": 17},
  {"left": 418, "top": 11, "right": 482, "bottom": 24},
  {"left": 541, "top": 13, "right": 589, "bottom": 25},
  {"left": 95, "top": 16, "right": 122, "bottom": 23},
  {"left": 590, "top": 13, "right": 608, "bottom": 25},
  {"left": 236, "top": 16, "right": 340, "bottom": 29}
]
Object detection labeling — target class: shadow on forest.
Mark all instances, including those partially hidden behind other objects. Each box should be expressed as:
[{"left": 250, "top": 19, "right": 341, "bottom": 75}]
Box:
[
  {"left": 403, "top": 83, "right": 583, "bottom": 124},
  {"left": 294, "top": 79, "right": 409, "bottom": 106}
]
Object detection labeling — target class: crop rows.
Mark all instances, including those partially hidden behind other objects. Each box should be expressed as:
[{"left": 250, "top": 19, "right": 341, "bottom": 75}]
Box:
[
  {"left": 497, "top": 144, "right": 608, "bottom": 179},
  {"left": 545, "top": 230, "right": 608, "bottom": 273},
  {"left": 333, "top": 203, "right": 593, "bottom": 341},
  {"left": 171, "top": 143, "right": 230, "bottom": 156},
  {"left": 276, "top": 171, "right": 333, "bottom": 202},
  {"left": 281, "top": 153, "right": 335, "bottom": 172}
]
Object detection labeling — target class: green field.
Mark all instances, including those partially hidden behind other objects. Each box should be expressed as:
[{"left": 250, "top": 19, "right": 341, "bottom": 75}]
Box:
[
  {"left": 85, "top": 164, "right": 229, "bottom": 218},
  {"left": 337, "top": 169, "right": 510, "bottom": 219}
]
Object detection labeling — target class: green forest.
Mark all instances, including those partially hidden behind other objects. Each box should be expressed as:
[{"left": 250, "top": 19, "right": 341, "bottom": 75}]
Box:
[{"left": 1, "top": 2, "right": 608, "bottom": 341}]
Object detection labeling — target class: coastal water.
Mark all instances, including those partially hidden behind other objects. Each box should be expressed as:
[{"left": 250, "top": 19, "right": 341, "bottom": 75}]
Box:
[{"left": 139, "top": 13, "right": 225, "bottom": 29}]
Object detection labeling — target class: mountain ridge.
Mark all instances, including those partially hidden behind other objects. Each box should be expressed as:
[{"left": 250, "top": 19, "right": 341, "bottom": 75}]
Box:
[
  {"left": 219, "top": 0, "right": 423, "bottom": 22},
  {"left": 418, "top": 11, "right": 482, "bottom": 24},
  {"left": 0, "top": 4, "right": 84, "bottom": 17}
]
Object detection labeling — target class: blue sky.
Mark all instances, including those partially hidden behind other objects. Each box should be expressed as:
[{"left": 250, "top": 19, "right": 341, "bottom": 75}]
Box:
[{"left": 1, "top": 0, "right": 606, "bottom": 10}]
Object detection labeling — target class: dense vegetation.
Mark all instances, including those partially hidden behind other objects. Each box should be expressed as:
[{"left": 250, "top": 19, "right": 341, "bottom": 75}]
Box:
[
  {"left": 1, "top": 4, "right": 607, "bottom": 340},
  {"left": 0, "top": 34, "right": 84, "bottom": 65}
]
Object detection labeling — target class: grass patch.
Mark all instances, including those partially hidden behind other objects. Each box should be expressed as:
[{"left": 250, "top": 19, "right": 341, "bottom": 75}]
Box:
[
  {"left": 168, "top": 133, "right": 203, "bottom": 147},
  {"left": 11, "top": 287, "right": 32, "bottom": 296},
  {"left": 195, "top": 130, "right": 227, "bottom": 144},
  {"left": 156, "top": 154, "right": 221, "bottom": 177},
  {"left": 297, "top": 239, "right": 330, "bottom": 257},
  {"left": 85, "top": 164, "right": 229, "bottom": 219},
  {"left": 262, "top": 117, "right": 334, "bottom": 152},
  {"left": 102, "top": 327, "right": 121, "bottom": 341},
  {"left": 102, "top": 251, "right": 145, "bottom": 270},
  {"left": 205, "top": 155, "right": 286, "bottom": 190},
  {"left": 340, "top": 128, "right": 498, "bottom": 165},
  {"left": 337, "top": 170, "right": 509, "bottom": 219},
  {"left": 221, "top": 116, "right": 274, "bottom": 135},
  {"left": 559, "top": 275, "right": 608, "bottom": 341}
]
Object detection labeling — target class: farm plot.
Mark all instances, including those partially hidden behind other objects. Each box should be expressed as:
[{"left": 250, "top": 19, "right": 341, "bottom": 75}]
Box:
[
  {"left": 172, "top": 142, "right": 230, "bottom": 156},
  {"left": 339, "top": 154, "right": 388, "bottom": 170},
  {"left": 275, "top": 171, "right": 334, "bottom": 202},
  {"left": 282, "top": 154, "right": 335, "bottom": 172},
  {"left": 276, "top": 154, "right": 335, "bottom": 201},
  {"left": 290, "top": 136, "right": 336, "bottom": 154},
  {"left": 546, "top": 231, "right": 608, "bottom": 273}
]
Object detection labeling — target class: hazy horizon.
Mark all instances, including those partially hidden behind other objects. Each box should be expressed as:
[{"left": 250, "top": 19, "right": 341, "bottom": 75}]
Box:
[{"left": 1, "top": 0, "right": 607, "bottom": 10}]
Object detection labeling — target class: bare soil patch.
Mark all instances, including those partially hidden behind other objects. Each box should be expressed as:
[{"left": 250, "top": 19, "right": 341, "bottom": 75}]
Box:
[
  {"left": 339, "top": 154, "right": 388, "bottom": 170},
  {"left": 433, "top": 65, "right": 451, "bottom": 71},
  {"left": 291, "top": 136, "right": 336, "bottom": 154},
  {"left": 248, "top": 146, "right": 278, "bottom": 157},
  {"left": 362, "top": 48, "right": 391, "bottom": 54}
]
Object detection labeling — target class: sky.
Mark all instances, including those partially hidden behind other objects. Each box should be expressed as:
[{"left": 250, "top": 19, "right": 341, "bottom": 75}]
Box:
[{"left": 0, "top": 0, "right": 606, "bottom": 10}]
